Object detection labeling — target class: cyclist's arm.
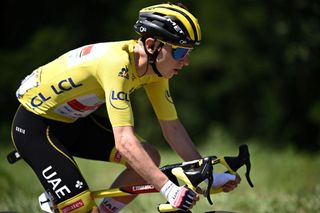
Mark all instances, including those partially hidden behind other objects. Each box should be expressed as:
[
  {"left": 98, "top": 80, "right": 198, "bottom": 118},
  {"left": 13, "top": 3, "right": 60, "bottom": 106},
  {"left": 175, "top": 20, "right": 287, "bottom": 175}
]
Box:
[
  {"left": 159, "top": 119, "right": 202, "bottom": 161},
  {"left": 160, "top": 119, "right": 241, "bottom": 193},
  {"left": 113, "top": 125, "right": 169, "bottom": 190}
]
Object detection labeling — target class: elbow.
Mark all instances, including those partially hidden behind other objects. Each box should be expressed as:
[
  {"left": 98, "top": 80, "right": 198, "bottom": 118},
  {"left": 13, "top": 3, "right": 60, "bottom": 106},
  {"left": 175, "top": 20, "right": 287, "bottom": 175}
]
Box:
[
  {"left": 113, "top": 127, "right": 132, "bottom": 154},
  {"left": 115, "top": 136, "right": 129, "bottom": 155}
]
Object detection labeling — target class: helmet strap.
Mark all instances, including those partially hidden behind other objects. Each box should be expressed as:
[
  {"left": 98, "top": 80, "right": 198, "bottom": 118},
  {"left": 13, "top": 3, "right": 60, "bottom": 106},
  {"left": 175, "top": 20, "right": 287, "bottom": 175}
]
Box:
[{"left": 142, "top": 38, "right": 164, "bottom": 77}]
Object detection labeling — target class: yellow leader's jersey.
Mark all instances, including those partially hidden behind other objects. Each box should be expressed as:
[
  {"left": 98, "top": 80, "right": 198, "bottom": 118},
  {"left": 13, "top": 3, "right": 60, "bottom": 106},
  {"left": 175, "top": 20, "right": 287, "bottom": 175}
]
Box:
[{"left": 16, "top": 40, "right": 177, "bottom": 127}]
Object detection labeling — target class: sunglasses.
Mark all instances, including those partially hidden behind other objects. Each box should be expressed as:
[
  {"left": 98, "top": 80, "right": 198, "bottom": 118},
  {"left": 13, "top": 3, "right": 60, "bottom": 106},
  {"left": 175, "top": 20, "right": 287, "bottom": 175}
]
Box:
[
  {"left": 172, "top": 47, "right": 191, "bottom": 60},
  {"left": 157, "top": 40, "right": 192, "bottom": 60}
]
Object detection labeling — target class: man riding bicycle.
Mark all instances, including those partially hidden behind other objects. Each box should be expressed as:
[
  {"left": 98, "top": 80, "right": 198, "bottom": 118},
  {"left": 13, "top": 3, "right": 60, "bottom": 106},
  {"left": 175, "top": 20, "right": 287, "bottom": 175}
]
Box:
[{"left": 11, "top": 3, "right": 240, "bottom": 213}]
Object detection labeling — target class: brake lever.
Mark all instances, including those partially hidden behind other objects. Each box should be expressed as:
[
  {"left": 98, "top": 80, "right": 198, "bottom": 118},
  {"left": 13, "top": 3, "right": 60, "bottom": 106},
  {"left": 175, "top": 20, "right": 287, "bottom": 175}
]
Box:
[
  {"left": 184, "top": 157, "right": 214, "bottom": 205},
  {"left": 241, "top": 145, "right": 254, "bottom": 188},
  {"left": 223, "top": 144, "right": 254, "bottom": 188},
  {"left": 159, "top": 144, "right": 254, "bottom": 212},
  {"left": 206, "top": 171, "right": 213, "bottom": 205},
  {"left": 237, "top": 144, "right": 254, "bottom": 188}
]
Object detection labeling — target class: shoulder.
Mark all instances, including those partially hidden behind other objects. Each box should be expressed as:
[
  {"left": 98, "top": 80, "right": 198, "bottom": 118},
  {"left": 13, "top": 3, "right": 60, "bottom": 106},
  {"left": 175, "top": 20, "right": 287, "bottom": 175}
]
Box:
[
  {"left": 98, "top": 40, "right": 136, "bottom": 67},
  {"left": 95, "top": 41, "right": 139, "bottom": 87}
]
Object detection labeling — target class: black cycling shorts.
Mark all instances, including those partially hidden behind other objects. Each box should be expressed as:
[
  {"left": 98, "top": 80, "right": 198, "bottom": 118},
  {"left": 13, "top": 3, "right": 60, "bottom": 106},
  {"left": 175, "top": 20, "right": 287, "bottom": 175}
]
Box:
[{"left": 11, "top": 106, "right": 117, "bottom": 204}]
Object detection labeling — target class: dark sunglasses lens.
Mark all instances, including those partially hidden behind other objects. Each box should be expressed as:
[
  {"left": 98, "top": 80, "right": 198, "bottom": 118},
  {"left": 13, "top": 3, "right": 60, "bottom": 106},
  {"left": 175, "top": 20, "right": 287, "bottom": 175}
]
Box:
[{"left": 172, "top": 48, "right": 189, "bottom": 60}]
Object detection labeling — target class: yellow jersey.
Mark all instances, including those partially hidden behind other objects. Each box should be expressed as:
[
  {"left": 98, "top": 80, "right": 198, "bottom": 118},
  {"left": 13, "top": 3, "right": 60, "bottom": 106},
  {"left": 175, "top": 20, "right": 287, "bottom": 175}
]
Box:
[{"left": 16, "top": 40, "right": 177, "bottom": 126}]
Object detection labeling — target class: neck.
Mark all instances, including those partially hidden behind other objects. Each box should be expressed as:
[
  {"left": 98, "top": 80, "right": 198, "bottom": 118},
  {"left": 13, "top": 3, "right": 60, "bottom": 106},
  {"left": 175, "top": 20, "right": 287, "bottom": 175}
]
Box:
[{"left": 134, "top": 41, "right": 153, "bottom": 77}]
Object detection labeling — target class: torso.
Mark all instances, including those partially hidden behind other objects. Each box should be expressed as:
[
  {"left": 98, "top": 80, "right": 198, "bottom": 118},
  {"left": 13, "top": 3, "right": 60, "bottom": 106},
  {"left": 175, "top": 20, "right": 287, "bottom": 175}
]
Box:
[{"left": 17, "top": 40, "right": 177, "bottom": 126}]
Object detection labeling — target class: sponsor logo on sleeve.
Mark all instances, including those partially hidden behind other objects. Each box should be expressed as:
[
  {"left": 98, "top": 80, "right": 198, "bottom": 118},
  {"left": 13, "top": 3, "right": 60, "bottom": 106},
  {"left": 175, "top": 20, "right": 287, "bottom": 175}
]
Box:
[
  {"left": 109, "top": 90, "right": 130, "bottom": 110},
  {"left": 165, "top": 90, "right": 174, "bottom": 104},
  {"left": 118, "top": 66, "right": 129, "bottom": 79}
]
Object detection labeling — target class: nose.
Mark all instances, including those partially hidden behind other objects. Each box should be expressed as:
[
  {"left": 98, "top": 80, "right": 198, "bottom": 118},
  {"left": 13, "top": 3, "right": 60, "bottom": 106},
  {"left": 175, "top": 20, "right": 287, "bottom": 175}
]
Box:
[{"left": 180, "top": 55, "right": 190, "bottom": 66}]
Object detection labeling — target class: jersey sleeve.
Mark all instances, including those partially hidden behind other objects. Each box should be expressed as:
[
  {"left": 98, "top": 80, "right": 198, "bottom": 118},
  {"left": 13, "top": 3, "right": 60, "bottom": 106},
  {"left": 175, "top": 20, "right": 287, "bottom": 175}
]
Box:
[
  {"left": 97, "top": 56, "right": 134, "bottom": 127},
  {"left": 144, "top": 79, "right": 178, "bottom": 121}
]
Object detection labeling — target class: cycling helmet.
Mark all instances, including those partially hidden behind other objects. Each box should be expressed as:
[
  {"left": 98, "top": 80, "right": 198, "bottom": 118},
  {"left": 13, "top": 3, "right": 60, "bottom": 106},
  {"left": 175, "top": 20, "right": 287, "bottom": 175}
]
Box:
[{"left": 134, "top": 3, "right": 201, "bottom": 48}]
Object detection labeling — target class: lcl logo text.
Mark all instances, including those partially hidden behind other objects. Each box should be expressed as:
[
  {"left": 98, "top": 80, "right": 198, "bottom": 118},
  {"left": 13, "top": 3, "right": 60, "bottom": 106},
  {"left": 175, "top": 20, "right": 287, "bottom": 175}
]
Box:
[{"left": 30, "top": 77, "right": 82, "bottom": 107}]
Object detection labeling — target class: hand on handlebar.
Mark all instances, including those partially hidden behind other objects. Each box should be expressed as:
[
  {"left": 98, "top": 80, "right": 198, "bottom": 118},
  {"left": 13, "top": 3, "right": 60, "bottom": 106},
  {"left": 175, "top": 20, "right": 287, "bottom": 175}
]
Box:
[
  {"left": 221, "top": 174, "right": 241, "bottom": 192},
  {"left": 160, "top": 180, "right": 199, "bottom": 211},
  {"left": 158, "top": 144, "right": 254, "bottom": 212},
  {"left": 210, "top": 172, "right": 241, "bottom": 192}
]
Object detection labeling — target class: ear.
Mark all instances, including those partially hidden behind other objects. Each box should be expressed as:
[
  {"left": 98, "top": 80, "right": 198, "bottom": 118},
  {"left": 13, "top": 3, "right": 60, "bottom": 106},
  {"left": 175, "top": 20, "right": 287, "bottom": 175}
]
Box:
[
  {"left": 150, "top": 43, "right": 155, "bottom": 50},
  {"left": 145, "top": 38, "right": 156, "bottom": 53}
]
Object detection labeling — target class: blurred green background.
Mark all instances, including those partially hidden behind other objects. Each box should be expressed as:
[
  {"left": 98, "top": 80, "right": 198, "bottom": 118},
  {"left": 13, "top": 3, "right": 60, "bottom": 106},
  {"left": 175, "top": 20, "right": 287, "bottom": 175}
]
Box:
[
  {"left": 1, "top": 0, "right": 319, "bottom": 150},
  {"left": 1, "top": 0, "right": 320, "bottom": 212}
]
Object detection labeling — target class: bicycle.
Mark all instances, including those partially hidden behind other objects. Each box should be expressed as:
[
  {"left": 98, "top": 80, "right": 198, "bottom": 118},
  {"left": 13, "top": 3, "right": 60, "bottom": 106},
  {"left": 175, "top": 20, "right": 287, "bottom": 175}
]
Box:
[{"left": 7, "top": 144, "right": 254, "bottom": 213}]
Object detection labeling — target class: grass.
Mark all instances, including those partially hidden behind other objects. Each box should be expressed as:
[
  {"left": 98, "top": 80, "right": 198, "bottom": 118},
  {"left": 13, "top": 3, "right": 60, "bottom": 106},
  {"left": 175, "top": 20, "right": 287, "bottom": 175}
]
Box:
[{"left": 1, "top": 135, "right": 320, "bottom": 213}]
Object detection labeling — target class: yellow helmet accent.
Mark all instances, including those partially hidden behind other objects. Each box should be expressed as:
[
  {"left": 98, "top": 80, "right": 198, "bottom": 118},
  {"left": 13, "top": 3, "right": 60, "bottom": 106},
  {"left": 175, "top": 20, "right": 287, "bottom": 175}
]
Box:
[{"left": 134, "top": 3, "right": 202, "bottom": 48}]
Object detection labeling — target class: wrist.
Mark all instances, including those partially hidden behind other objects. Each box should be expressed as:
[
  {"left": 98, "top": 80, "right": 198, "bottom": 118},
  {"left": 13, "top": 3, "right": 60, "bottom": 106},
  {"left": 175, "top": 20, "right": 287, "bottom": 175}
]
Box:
[
  {"left": 160, "top": 180, "right": 197, "bottom": 211},
  {"left": 160, "top": 180, "right": 180, "bottom": 204},
  {"left": 160, "top": 180, "right": 176, "bottom": 197}
]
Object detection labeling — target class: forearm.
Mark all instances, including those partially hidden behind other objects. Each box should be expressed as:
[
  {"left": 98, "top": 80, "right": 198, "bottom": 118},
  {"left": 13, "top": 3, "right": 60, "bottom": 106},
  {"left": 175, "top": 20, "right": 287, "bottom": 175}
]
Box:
[
  {"left": 168, "top": 128, "right": 201, "bottom": 161},
  {"left": 113, "top": 126, "right": 168, "bottom": 190},
  {"left": 160, "top": 119, "right": 202, "bottom": 161}
]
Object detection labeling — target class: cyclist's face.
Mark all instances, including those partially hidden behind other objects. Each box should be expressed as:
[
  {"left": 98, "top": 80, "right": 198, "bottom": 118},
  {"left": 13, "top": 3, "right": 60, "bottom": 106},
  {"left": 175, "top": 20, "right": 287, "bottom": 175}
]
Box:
[{"left": 157, "top": 44, "right": 190, "bottom": 79}]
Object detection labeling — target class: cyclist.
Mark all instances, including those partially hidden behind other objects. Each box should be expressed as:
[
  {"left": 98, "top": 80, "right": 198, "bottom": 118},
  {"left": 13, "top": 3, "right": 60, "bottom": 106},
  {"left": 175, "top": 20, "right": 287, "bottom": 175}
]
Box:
[{"left": 11, "top": 3, "right": 240, "bottom": 213}]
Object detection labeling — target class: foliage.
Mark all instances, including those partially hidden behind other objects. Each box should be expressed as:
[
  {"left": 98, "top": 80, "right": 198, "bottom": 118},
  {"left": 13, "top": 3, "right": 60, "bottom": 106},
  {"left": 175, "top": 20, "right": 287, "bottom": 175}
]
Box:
[
  {"left": 172, "top": 0, "right": 320, "bottom": 150},
  {"left": 1, "top": 138, "right": 320, "bottom": 212},
  {"left": 0, "top": 0, "right": 319, "bottom": 150}
]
